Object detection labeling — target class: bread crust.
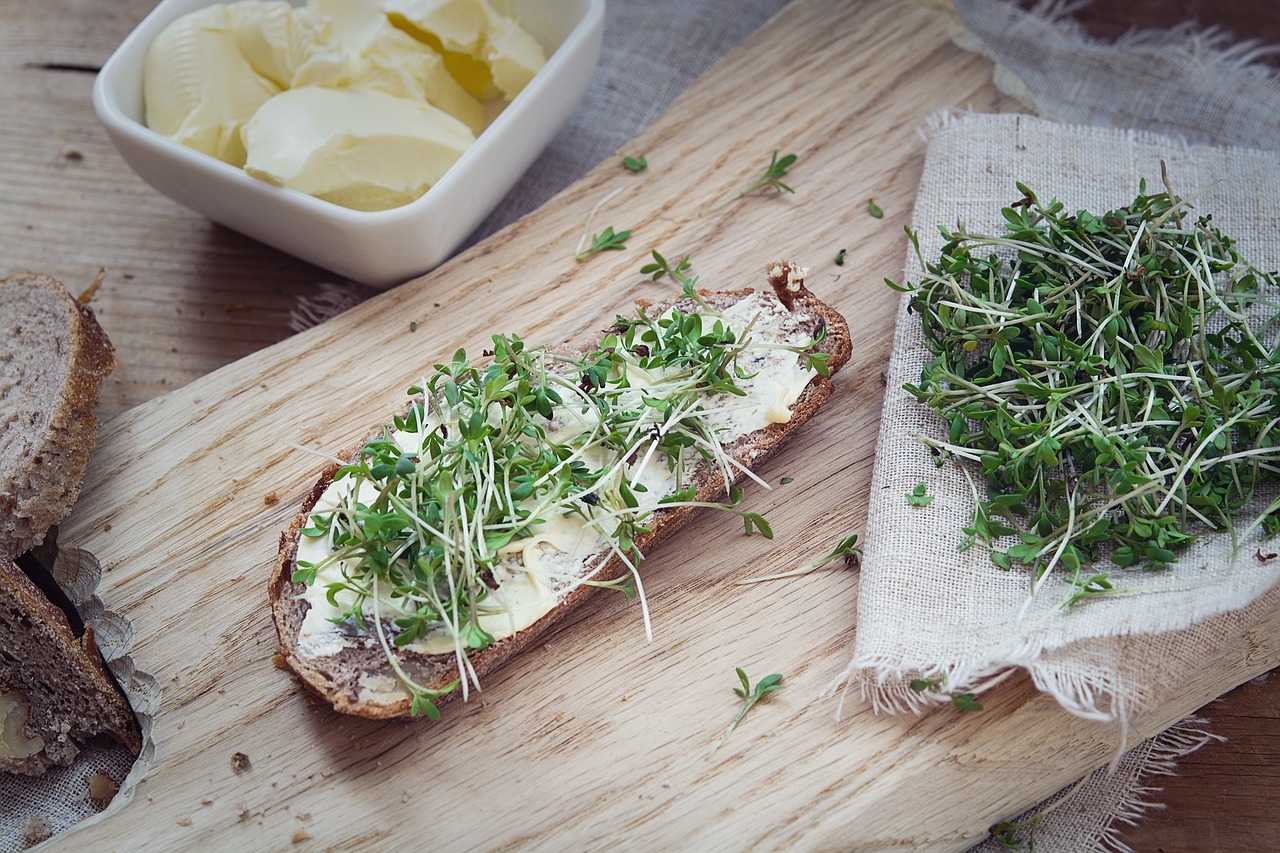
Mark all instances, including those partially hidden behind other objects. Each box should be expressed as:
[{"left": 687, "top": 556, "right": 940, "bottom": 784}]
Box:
[
  {"left": 0, "top": 273, "right": 116, "bottom": 558},
  {"left": 270, "top": 262, "right": 851, "bottom": 718}
]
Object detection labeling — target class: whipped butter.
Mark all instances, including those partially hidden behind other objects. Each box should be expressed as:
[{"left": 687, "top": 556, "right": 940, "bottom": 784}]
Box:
[
  {"left": 143, "top": 0, "right": 546, "bottom": 209},
  {"left": 242, "top": 86, "right": 474, "bottom": 210},
  {"left": 294, "top": 293, "right": 819, "bottom": 673},
  {"left": 385, "top": 0, "right": 548, "bottom": 101}
]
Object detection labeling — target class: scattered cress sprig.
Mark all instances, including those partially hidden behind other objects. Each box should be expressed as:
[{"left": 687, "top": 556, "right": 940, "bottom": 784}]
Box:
[
  {"left": 709, "top": 667, "right": 783, "bottom": 755},
  {"left": 698, "top": 150, "right": 798, "bottom": 216},
  {"left": 576, "top": 225, "right": 630, "bottom": 262},
  {"left": 736, "top": 532, "right": 861, "bottom": 585},
  {"left": 574, "top": 185, "right": 628, "bottom": 263}
]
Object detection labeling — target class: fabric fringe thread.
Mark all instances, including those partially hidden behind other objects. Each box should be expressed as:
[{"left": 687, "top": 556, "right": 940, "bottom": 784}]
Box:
[
  {"left": 832, "top": 648, "right": 1141, "bottom": 729},
  {"left": 1096, "top": 718, "right": 1225, "bottom": 852},
  {"left": 288, "top": 281, "right": 379, "bottom": 333},
  {"left": 1065, "top": 716, "right": 1221, "bottom": 853}
]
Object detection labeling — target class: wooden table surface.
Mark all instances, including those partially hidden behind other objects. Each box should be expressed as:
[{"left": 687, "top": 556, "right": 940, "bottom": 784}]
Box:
[{"left": 2, "top": 1, "right": 1277, "bottom": 850}]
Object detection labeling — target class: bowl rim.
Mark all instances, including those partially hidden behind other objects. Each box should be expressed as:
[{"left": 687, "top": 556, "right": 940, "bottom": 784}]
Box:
[{"left": 92, "top": 0, "right": 607, "bottom": 225}]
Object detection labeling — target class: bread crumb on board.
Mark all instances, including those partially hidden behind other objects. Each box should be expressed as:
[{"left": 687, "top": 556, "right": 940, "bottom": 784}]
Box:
[
  {"left": 21, "top": 814, "right": 53, "bottom": 845},
  {"left": 231, "top": 752, "right": 252, "bottom": 773}
]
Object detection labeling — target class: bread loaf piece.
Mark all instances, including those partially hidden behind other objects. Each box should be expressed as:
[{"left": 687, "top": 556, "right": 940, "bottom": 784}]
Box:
[
  {"left": 0, "top": 553, "right": 141, "bottom": 775},
  {"left": 0, "top": 272, "right": 138, "bottom": 775},
  {"left": 0, "top": 273, "right": 115, "bottom": 558},
  {"left": 271, "top": 262, "right": 851, "bottom": 719}
]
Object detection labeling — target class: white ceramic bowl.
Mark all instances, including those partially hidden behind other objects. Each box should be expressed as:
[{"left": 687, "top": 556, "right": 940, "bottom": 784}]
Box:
[{"left": 93, "top": 0, "right": 604, "bottom": 288}]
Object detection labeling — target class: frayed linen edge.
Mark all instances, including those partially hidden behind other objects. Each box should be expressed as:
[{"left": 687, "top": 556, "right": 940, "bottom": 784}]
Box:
[
  {"left": 1093, "top": 716, "right": 1225, "bottom": 853},
  {"left": 967, "top": 715, "right": 1224, "bottom": 852},
  {"left": 826, "top": 644, "right": 1141, "bottom": 725},
  {"left": 289, "top": 280, "right": 379, "bottom": 333}
]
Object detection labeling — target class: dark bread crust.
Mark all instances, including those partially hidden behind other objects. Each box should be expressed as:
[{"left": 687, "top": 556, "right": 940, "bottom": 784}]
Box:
[
  {"left": 0, "top": 273, "right": 116, "bottom": 558},
  {"left": 270, "top": 262, "right": 851, "bottom": 718},
  {"left": 0, "top": 553, "right": 141, "bottom": 774}
]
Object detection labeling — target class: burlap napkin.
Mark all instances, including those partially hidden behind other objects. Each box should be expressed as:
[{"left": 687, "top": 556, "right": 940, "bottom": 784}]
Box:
[{"left": 842, "top": 112, "right": 1280, "bottom": 721}]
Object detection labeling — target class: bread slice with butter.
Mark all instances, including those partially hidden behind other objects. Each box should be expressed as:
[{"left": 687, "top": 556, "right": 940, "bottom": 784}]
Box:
[{"left": 270, "top": 261, "right": 851, "bottom": 719}]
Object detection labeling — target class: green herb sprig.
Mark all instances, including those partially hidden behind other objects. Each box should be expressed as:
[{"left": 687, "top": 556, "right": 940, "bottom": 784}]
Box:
[
  {"left": 710, "top": 668, "right": 783, "bottom": 754},
  {"left": 574, "top": 186, "right": 628, "bottom": 263},
  {"left": 907, "top": 482, "right": 934, "bottom": 507},
  {"left": 640, "top": 250, "right": 692, "bottom": 284},
  {"left": 737, "top": 532, "right": 861, "bottom": 584},
  {"left": 575, "top": 226, "right": 630, "bottom": 262},
  {"left": 623, "top": 155, "right": 648, "bottom": 172},
  {"left": 895, "top": 179, "right": 1280, "bottom": 607},
  {"left": 698, "top": 150, "right": 797, "bottom": 216}
]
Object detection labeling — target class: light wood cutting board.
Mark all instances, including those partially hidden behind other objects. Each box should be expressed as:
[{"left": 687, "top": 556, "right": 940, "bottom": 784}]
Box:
[{"left": 52, "top": 0, "right": 1280, "bottom": 849}]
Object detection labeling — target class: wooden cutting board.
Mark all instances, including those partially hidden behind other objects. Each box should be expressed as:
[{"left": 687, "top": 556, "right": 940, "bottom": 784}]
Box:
[{"left": 53, "top": 0, "right": 1280, "bottom": 849}]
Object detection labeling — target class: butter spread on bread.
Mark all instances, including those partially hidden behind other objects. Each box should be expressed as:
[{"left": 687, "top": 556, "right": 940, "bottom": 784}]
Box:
[{"left": 271, "top": 262, "right": 851, "bottom": 719}]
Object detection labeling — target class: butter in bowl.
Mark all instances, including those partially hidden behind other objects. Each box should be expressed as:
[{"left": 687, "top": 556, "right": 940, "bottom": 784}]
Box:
[{"left": 94, "top": 0, "right": 604, "bottom": 287}]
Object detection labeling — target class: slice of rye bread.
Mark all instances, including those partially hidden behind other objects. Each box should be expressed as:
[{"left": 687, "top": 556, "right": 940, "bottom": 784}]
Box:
[
  {"left": 0, "top": 273, "right": 116, "bottom": 558},
  {"left": 0, "top": 552, "right": 142, "bottom": 775},
  {"left": 270, "top": 261, "right": 852, "bottom": 719}
]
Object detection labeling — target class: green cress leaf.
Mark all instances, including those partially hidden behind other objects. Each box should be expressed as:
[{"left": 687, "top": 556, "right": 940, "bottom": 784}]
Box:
[
  {"left": 907, "top": 482, "right": 934, "bottom": 507},
  {"left": 710, "top": 668, "right": 785, "bottom": 755},
  {"left": 698, "top": 150, "right": 799, "bottom": 216}
]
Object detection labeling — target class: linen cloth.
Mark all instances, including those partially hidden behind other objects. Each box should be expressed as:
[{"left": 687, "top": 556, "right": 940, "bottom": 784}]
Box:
[
  {"left": 946, "top": 0, "right": 1280, "bottom": 151},
  {"left": 843, "top": 113, "right": 1280, "bottom": 721}
]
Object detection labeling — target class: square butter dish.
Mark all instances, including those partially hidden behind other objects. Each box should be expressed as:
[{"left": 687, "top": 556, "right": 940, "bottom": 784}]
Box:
[{"left": 93, "top": 0, "right": 604, "bottom": 288}]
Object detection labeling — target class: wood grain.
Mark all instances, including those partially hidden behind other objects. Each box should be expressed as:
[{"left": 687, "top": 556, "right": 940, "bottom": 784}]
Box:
[{"left": 1, "top": 0, "right": 1277, "bottom": 849}]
